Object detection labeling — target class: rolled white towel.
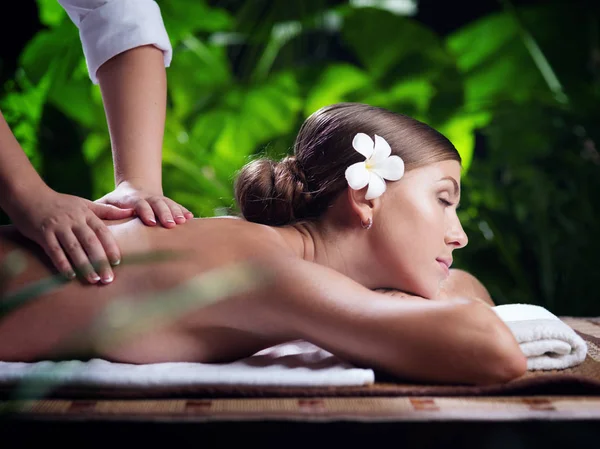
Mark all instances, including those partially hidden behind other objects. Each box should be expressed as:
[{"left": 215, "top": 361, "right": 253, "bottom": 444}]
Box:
[
  {"left": 0, "top": 341, "right": 375, "bottom": 389},
  {"left": 492, "top": 303, "right": 588, "bottom": 370}
]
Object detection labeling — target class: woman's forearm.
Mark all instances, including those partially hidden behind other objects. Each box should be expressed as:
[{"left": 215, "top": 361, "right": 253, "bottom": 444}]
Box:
[
  {"left": 96, "top": 45, "right": 167, "bottom": 190},
  {"left": 266, "top": 258, "right": 525, "bottom": 385}
]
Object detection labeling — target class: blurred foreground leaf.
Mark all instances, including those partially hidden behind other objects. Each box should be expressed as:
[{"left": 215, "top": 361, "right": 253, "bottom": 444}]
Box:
[{"left": 0, "top": 260, "right": 273, "bottom": 407}]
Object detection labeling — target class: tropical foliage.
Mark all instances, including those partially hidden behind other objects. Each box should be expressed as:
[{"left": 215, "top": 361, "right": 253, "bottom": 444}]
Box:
[{"left": 1, "top": 0, "right": 598, "bottom": 315}]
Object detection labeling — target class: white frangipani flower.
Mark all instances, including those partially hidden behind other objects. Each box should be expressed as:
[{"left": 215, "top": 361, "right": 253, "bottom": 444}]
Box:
[{"left": 344, "top": 133, "right": 405, "bottom": 200}]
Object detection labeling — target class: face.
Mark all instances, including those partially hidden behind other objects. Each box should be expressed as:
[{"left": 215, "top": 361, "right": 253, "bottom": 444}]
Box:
[{"left": 372, "top": 160, "right": 468, "bottom": 298}]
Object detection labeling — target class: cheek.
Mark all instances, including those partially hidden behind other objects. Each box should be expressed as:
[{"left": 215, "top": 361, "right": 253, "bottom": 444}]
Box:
[
  {"left": 377, "top": 202, "right": 439, "bottom": 275},
  {"left": 382, "top": 200, "right": 446, "bottom": 295},
  {"left": 407, "top": 200, "right": 444, "bottom": 248},
  {"left": 382, "top": 198, "right": 441, "bottom": 252}
]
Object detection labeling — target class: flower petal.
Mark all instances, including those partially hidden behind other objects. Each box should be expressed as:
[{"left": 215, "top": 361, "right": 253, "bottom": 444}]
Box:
[
  {"left": 345, "top": 162, "right": 370, "bottom": 190},
  {"left": 371, "top": 155, "right": 405, "bottom": 181},
  {"left": 352, "top": 133, "right": 374, "bottom": 159},
  {"left": 371, "top": 134, "right": 391, "bottom": 163},
  {"left": 365, "top": 173, "right": 386, "bottom": 200}
]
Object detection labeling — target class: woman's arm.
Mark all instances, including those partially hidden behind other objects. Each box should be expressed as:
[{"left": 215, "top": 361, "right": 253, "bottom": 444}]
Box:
[
  {"left": 251, "top": 257, "right": 526, "bottom": 386},
  {"left": 92, "top": 45, "right": 195, "bottom": 226},
  {"left": 58, "top": 0, "right": 194, "bottom": 227},
  {"left": 96, "top": 44, "right": 166, "bottom": 191},
  {"left": 375, "top": 269, "right": 495, "bottom": 307}
]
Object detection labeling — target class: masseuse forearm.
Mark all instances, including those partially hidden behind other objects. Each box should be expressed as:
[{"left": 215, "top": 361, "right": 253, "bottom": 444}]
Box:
[
  {"left": 96, "top": 45, "right": 166, "bottom": 190},
  {"left": 0, "top": 112, "right": 48, "bottom": 214}
]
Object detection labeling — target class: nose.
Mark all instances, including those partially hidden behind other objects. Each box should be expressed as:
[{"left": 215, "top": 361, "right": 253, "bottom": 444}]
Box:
[{"left": 446, "top": 219, "right": 468, "bottom": 249}]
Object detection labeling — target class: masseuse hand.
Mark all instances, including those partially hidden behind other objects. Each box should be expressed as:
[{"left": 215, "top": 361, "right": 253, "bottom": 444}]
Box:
[
  {"left": 9, "top": 187, "right": 134, "bottom": 284},
  {"left": 94, "top": 180, "right": 194, "bottom": 228}
]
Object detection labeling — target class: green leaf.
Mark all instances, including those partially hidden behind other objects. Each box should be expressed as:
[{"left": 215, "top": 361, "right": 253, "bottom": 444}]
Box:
[
  {"left": 304, "top": 64, "right": 371, "bottom": 115},
  {"left": 447, "top": 13, "right": 516, "bottom": 73},
  {"left": 35, "top": 0, "right": 67, "bottom": 27},
  {"left": 82, "top": 132, "right": 110, "bottom": 165},
  {"left": 47, "top": 50, "right": 102, "bottom": 130},
  {"left": 18, "top": 21, "right": 78, "bottom": 85},
  {"left": 446, "top": 8, "right": 552, "bottom": 108},
  {"left": 167, "top": 37, "right": 232, "bottom": 120},
  {"left": 251, "top": 20, "right": 303, "bottom": 82},
  {"left": 159, "top": 0, "right": 233, "bottom": 45},
  {"left": 162, "top": 72, "right": 302, "bottom": 217},
  {"left": 482, "top": 103, "right": 556, "bottom": 166},
  {"left": 436, "top": 111, "right": 490, "bottom": 175},
  {"left": 0, "top": 72, "right": 52, "bottom": 170},
  {"left": 349, "top": 0, "right": 417, "bottom": 16},
  {"left": 339, "top": 7, "right": 464, "bottom": 124},
  {"left": 212, "top": 73, "right": 302, "bottom": 166},
  {"left": 15, "top": 20, "right": 102, "bottom": 131},
  {"left": 342, "top": 8, "right": 446, "bottom": 81}
]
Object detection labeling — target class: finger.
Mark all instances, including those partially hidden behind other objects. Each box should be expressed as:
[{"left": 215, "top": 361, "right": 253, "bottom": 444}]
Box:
[
  {"left": 172, "top": 202, "right": 193, "bottom": 220},
  {"left": 89, "top": 202, "right": 135, "bottom": 220},
  {"left": 182, "top": 207, "right": 194, "bottom": 219},
  {"left": 73, "top": 223, "right": 114, "bottom": 284},
  {"left": 164, "top": 199, "right": 186, "bottom": 224},
  {"left": 134, "top": 200, "right": 157, "bottom": 226},
  {"left": 147, "top": 198, "right": 176, "bottom": 228},
  {"left": 42, "top": 232, "right": 76, "bottom": 280},
  {"left": 87, "top": 215, "right": 122, "bottom": 267},
  {"left": 178, "top": 203, "right": 194, "bottom": 221},
  {"left": 56, "top": 229, "right": 100, "bottom": 284}
]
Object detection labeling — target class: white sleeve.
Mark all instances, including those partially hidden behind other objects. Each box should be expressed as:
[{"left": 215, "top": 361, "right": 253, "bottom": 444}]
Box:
[{"left": 57, "top": 0, "right": 173, "bottom": 84}]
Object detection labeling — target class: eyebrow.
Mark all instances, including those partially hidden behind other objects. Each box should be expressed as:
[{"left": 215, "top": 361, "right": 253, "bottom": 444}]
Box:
[{"left": 439, "top": 176, "right": 460, "bottom": 197}]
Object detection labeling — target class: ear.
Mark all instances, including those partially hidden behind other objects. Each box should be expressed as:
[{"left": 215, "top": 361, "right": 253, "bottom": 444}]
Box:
[{"left": 346, "top": 186, "right": 380, "bottom": 226}]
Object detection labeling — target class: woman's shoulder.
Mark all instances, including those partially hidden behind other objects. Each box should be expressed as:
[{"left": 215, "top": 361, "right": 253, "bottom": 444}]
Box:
[
  {"left": 201, "top": 216, "right": 294, "bottom": 254},
  {"left": 177, "top": 216, "right": 297, "bottom": 259},
  {"left": 106, "top": 215, "right": 297, "bottom": 262}
]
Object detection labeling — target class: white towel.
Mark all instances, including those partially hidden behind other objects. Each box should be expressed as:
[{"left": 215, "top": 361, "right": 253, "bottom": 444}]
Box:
[
  {"left": 0, "top": 340, "right": 374, "bottom": 389},
  {"left": 492, "top": 303, "right": 588, "bottom": 370}
]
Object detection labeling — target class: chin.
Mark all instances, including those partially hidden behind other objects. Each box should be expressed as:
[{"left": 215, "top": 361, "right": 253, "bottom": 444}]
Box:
[
  {"left": 400, "top": 284, "right": 434, "bottom": 300},
  {"left": 390, "top": 270, "right": 438, "bottom": 299},
  {"left": 411, "top": 277, "right": 440, "bottom": 299}
]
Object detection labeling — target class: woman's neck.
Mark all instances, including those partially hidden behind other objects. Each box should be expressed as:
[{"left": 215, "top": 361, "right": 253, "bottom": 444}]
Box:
[{"left": 272, "top": 221, "right": 383, "bottom": 289}]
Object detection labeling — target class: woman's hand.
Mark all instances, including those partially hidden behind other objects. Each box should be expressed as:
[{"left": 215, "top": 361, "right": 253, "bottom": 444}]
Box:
[
  {"left": 94, "top": 180, "right": 194, "bottom": 228},
  {"left": 9, "top": 187, "right": 134, "bottom": 284}
]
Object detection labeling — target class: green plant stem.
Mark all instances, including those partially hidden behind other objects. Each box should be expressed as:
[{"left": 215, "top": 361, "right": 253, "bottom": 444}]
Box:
[{"left": 499, "top": 0, "right": 569, "bottom": 104}]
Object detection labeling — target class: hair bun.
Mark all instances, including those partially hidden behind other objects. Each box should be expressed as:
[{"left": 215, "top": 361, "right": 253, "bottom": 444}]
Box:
[
  {"left": 234, "top": 156, "right": 312, "bottom": 226},
  {"left": 279, "top": 155, "right": 308, "bottom": 192}
]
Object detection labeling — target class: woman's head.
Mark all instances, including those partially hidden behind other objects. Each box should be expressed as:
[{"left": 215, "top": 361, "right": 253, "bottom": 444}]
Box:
[
  {"left": 235, "top": 103, "right": 461, "bottom": 225},
  {"left": 234, "top": 102, "right": 468, "bottom": 297}
]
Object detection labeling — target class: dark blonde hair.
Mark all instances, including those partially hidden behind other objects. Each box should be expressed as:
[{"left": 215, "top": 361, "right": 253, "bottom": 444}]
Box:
[{"left": 234, "top": 102, "right": 461, "bottom": 226}]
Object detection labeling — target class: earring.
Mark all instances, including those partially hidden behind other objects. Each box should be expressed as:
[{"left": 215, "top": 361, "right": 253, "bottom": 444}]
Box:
[{"left": 361, "top": 217, "right": 373, "bottom": 230}]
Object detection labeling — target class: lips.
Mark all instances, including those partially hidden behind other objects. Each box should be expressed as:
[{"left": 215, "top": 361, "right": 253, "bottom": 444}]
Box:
[
  {"left": 436, "top": 258, "right": 452, "bottom": 276},
  {"left": 436, "top": 258, "right": 453, "bottom": 269}
]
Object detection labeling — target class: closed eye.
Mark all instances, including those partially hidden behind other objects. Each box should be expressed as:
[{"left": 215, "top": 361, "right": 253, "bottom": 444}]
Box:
[{"left": 438, "top": 198, "right": 453, "bottom": 207}]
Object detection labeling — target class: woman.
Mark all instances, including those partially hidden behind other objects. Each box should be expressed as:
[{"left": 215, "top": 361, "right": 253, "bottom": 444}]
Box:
[{"left": 0, "top": 103, "right": 527, "bottom": 386}]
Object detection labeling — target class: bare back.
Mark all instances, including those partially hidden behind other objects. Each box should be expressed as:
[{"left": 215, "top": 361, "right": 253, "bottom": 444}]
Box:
[{"left": 0, "top": 217, "right": 295, "bottom": 363}]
